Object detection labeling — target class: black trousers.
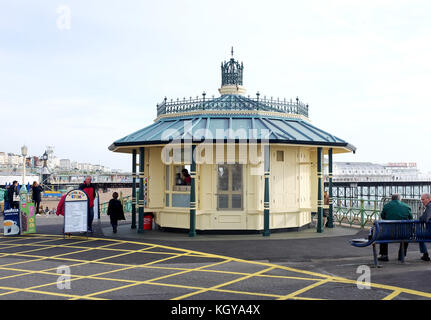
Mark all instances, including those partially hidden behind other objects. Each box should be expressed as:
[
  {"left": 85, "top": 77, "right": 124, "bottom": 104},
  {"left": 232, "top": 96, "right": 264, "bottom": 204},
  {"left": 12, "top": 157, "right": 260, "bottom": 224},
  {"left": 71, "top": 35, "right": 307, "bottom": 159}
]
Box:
[
  {"left": 34, "top": 201, "right": 41, "bottom": 214},
  {"left": 379, "top": 242, "right": 409, "bottom": 257}
]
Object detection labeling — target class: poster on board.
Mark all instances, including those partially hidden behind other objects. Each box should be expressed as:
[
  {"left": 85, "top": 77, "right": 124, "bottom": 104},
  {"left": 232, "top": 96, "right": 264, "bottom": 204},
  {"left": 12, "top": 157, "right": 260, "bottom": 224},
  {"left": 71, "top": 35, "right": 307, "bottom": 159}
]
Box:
[
  {"left": 94, "top": 191, "right": 99, "bottom": 219},
  {"left": 64, "top": 189, "right": 88, "bottom": 233},
  {"left": 20, "top": 202, "right": 36, "bottom": 234},
  {"left": 3, "top": 208, "right": 20, "bottom": 236}
]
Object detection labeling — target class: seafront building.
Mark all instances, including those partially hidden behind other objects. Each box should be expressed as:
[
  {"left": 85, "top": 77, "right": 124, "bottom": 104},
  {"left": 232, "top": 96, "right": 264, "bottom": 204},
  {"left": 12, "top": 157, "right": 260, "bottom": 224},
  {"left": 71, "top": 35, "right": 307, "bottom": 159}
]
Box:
[{"left": 109, "top": 51, "right": 356, "bottom": 234}]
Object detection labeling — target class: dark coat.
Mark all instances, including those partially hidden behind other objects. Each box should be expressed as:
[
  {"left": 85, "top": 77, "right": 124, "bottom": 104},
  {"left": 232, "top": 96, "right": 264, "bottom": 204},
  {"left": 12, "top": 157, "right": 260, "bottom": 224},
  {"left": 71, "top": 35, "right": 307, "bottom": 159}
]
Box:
[
  {"left": 419, "top": 202, "right": 431, "bottom": 222},
  {"left": 7, "top": 185, "right": 18, "bottom": 203},
  {"left": 31, "top": 185, "right": 43, "bottom": 202},
  {"left": 380, "top": 200, "right": 413, "bottom": 220},
  {"left": 107, "top": 199, "right": 125, "bottom": 222}
]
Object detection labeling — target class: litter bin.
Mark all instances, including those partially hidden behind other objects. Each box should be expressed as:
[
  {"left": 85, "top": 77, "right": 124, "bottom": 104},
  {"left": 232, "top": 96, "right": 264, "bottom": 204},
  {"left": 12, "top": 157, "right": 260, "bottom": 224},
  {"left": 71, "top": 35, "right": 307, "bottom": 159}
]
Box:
[{"left": 144, "top": 213, "right": 153, "bottom": 230}]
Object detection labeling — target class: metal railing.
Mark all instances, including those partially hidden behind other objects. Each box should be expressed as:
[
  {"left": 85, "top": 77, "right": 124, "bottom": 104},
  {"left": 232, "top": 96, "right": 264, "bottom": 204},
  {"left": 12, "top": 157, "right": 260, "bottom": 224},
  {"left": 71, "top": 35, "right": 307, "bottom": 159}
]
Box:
[
  {"left": 100, "top": 195, "right": 133, "bottom": 215},
  {"left": 333, "top": 197, "right": 424, "bottom": 228},
  {"left": 156, "top": 96, "right": 309, "bottom": 117}
]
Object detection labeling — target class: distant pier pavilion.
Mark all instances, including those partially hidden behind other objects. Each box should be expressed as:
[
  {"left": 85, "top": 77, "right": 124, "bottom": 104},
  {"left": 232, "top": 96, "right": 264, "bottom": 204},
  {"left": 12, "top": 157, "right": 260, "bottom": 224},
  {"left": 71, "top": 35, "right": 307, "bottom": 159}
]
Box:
[{"left": 109, "top": 50, "right": 356, "bottom": 235}]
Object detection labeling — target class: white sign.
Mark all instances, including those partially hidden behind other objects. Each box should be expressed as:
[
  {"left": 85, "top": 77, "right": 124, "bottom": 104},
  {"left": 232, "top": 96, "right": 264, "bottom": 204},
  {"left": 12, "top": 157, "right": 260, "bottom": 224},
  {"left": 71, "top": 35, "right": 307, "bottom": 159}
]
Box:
[
  {"left": 64, "top": 189, "right": 89, "bottom": 233},
  {"left": 64, "top": 201, "right": 88, "bottom": 233},
  {"left": 94, "top": 193, "right": 99, "bottom": 219}
]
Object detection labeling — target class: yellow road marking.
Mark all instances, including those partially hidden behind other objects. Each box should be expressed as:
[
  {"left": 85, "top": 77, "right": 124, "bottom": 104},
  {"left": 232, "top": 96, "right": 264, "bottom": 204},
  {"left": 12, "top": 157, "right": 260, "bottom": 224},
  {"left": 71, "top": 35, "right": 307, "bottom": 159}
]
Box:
[
  {"left": 383, "top": 290, "right": 402, "bottom": 300},
  {"left": 278, "top": 279, "right": 332, "bottom": 300},
  {"left": 1, "top": 234, "right": 431, "bottom": 300},
  {"left": 171, "top": 266, "right": 275, "bottom": 300}
]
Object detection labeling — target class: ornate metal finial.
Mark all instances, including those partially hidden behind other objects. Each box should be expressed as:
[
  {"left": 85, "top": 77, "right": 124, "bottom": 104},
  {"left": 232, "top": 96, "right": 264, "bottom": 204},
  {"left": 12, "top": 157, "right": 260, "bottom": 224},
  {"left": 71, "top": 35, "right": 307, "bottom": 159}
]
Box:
[
  {"left": 231, "top": 46, "right": 234, "bottom": 58},
  {"left": 221, "top": 48, "right": 243, "bottom": 87}
]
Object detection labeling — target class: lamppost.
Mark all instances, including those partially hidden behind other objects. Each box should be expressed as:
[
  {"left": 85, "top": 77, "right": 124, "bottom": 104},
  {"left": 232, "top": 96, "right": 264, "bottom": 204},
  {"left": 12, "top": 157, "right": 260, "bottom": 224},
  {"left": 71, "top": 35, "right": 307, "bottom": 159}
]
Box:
[
  {"left": 41, "top": 151, "right": 50, "bottom": 185},
  {"left": 20, "top": 145, "right": 28, "bottom": 202},
  {"left": 21, "top": 145, "right": 28, "bottom": 186}
]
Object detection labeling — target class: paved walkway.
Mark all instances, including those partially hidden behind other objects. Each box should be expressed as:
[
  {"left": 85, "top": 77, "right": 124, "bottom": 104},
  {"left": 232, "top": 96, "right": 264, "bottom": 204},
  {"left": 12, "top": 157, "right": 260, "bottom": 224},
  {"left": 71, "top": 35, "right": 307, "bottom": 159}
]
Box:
[{"left": 0, "top": 214, "right": 430, "bottom": 300}]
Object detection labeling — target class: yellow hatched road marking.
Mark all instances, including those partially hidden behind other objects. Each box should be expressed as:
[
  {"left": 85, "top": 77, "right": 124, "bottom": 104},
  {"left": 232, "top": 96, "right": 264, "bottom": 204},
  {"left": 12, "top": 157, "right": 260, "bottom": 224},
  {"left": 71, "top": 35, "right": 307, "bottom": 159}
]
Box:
[
  {"left": 383, "top": 290, "right": 402, "bottom": 300},
  {"left": 0, "top": 285, "right": 107, "bottom": 300},
  {"left": 0, "top": 244, "right": 161, "bottom": 297},
  {"left": 278, "top": 279, "right": 332, "bottom": 300},
  {"left": 76, "top": 258, "right": 231, "bottom": 300},
  {"left": 171, "top": 266, "right": 275, "bottom": 300},
  {"left": 1, "top": 234, "right": 431, "bottom": 300}
]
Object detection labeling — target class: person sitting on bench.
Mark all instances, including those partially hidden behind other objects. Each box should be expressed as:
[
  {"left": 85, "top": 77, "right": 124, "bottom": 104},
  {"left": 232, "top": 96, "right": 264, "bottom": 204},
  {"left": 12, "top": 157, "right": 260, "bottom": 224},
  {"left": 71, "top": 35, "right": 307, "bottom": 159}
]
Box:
[
  {"left": 378, "top": 194, "right": 413, "bottom": 262},
  {"left": 419, "top": 193, "right": 431, "bottom": 261}
]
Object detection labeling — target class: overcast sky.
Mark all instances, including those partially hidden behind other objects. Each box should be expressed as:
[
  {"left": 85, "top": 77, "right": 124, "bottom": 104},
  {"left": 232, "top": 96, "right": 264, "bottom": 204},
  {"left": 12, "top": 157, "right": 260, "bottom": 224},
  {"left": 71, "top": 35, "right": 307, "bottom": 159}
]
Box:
[{"left": 1, "top": 0, "right": 430, "bottom": 172}]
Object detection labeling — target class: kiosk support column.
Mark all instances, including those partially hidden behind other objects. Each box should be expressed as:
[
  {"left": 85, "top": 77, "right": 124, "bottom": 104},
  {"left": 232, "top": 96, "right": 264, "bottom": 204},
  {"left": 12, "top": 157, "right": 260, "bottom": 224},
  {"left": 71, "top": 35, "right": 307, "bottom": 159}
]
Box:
[
  {"left": 131, "top": 149, "right": 137, "bottom": 229},
  {"left": 317, "top": 147, "right": 324, "bottom": 233},
  {"left": 328, "top": 148, "right": 334, "bottom": 228},
  {"left": 263, "top": 144, "right": 270, "bottom": 237},
  {"left": 138, "top": 147, "right": 145, "bottom": 233},
  {"left": 189, "top": 144, "right": 197, "bottom": 237}
]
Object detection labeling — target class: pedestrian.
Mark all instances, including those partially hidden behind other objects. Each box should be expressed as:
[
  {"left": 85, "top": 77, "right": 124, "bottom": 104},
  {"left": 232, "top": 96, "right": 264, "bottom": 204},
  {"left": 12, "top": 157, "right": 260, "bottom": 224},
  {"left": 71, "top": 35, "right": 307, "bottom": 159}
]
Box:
[
  {"left": 323, "top": 191, "right": 329, "bottom": 227},
  {"left": 418, "top": 193, "right": 431, "bottom": 261},
  {"left": 56, "top": 193, "right": 66, "bottom": 217},
  {"left": 31, "top": 181, "right": 43, "bottom": 214},
  {"left": 377, "top": 194, "right": 413, "bottom": 262},
  {"left": 7, "top": 181, "right": 20, "bottom": 209},
  {"left": 3, "top": 184, "right": 10, "bottom": 211},
  {"left": 79, "top": 176, "right": 97, "bottom": 233},
  {"left": 107, "top": 192, "right": 125, "bottom": 233}
]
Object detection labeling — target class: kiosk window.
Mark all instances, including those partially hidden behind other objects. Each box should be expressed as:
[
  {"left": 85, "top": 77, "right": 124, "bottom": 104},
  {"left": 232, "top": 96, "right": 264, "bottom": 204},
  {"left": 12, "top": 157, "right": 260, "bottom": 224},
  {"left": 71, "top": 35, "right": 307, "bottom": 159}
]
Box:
[{"left": 217, "top": 164, "right": 243, "bottom": 210}]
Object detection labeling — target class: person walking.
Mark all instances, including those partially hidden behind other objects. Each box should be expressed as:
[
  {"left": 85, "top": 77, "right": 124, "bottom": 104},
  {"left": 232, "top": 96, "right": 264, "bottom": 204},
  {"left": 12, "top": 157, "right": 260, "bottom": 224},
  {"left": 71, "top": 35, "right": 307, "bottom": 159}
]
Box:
[
  {"left": 323, "top": 191, "right": 330, "bottom": 227},
  {"left": 107, "top": 192, "right": 125, "bottom": 233},
  {"left": 7, "top": 181, "right": 20, "bottom": 209},
  {"left": 377, "top": 194, "right": 413, "bottom": 262},
  {"left": 31, "top": 181, "right": 43, "bottom": 214},
  {"left": 3, "top": 184, "right": 10, "bottom": 211},
  {"left": 79, "top": 176, "right": 97, "bottom": 233},
  {"left": 418, "top": 193, "right": 431, "bottom": 261}
]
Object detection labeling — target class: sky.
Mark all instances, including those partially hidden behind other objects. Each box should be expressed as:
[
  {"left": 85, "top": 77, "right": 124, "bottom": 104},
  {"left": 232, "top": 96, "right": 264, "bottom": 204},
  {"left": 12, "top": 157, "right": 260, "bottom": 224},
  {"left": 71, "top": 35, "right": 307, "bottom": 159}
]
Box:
[{"left": 1, "top": 0, "right": 431, "bottom": 172}]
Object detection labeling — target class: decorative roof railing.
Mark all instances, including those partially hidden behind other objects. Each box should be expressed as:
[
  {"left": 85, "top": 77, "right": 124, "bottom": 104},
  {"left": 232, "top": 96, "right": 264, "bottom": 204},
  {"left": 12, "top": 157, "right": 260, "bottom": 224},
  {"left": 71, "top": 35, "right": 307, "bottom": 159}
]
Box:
[{"left": 156, "top": 95, "right": 309, "bottom": 118}]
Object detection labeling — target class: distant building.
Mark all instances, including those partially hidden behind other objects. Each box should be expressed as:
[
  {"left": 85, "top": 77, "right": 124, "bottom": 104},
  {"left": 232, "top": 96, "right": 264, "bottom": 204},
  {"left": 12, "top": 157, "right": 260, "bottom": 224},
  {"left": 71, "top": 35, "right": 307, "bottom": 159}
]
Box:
[
  {"left": 59, "top": 159, "right": 71, "bottom": 170},
  {"left": 330, "top": 162, "right": 429, "bottom": 182},
  {"left": 0, "top": 152, "right": 7, "bottom": 166}
]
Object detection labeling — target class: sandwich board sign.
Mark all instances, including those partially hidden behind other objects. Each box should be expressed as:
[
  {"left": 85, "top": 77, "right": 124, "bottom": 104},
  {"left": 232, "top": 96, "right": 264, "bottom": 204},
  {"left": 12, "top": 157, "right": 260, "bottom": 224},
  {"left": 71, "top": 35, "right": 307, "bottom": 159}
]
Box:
[
  {"left": 3, "top": 208, "right": 20, "bottom": 236},
  {"left": 64, "top": 189, "right": 88, "bottom": 235}
]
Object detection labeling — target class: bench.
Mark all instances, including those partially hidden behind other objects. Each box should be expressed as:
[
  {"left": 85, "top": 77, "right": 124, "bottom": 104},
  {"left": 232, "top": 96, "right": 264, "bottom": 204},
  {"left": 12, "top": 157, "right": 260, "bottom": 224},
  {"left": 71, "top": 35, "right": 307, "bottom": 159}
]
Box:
[{"left": 350, "top": 220, "right": 431, "bottom": 267}]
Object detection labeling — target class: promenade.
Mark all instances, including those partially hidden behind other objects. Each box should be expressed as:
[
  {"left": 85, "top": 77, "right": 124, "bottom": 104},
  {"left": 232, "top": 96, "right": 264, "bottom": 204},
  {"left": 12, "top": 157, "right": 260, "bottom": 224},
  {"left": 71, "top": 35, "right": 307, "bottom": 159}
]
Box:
[{"left": 0, "top": 213, "right": 430, "bottom": 300}]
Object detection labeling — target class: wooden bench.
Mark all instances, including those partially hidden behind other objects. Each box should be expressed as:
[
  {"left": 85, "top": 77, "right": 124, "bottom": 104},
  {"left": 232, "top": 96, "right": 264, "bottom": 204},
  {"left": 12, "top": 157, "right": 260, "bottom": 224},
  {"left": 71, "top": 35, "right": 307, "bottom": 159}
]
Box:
[{"left": 350, "top": 220, "right": 431, "bottom": 267}]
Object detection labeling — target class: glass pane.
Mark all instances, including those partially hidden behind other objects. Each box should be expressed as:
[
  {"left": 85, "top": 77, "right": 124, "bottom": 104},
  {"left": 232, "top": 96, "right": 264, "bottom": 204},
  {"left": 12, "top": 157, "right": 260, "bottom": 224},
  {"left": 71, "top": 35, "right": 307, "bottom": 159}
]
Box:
[
  {"left": 276, "top": 151, "right": 284, "bottom": 161},
  {"left": 218, "top": 165, "right": 229, "bottom": 191},
  {"left": 218, "top": 195, "right": 228, "bottom": 209},
  {"left": 232, "top": 164, "right": 242, "bottom": 191},
  {"left": 232, "top": 194, "right": 242, "bottom": 209},
  {"left": 165, "top": 165, "right": 170, "bottom": 191}
]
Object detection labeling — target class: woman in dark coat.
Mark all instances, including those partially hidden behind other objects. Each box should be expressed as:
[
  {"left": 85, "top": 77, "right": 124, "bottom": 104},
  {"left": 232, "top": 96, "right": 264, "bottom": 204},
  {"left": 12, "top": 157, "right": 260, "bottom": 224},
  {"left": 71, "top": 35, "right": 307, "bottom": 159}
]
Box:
[
  {"left": 107, "top": 192, "right": 125, "bottom": 233},
  {"left": 31, "top": 181, "right": 43, "bottom": 214}
]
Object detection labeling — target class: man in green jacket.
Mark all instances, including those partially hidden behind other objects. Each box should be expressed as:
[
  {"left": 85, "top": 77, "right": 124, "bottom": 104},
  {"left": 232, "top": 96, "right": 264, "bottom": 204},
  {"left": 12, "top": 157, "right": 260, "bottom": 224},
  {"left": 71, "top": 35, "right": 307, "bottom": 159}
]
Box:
[{"left": 378, "top": 194, "right": 413, "bottom": 262}]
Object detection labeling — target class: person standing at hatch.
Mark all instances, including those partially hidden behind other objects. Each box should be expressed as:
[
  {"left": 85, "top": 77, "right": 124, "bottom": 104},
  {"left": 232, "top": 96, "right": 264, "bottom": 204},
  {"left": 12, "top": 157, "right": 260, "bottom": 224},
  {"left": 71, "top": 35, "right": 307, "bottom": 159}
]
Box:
[{"left": 79, "top": 176, "right": 97, "bottom": 233}]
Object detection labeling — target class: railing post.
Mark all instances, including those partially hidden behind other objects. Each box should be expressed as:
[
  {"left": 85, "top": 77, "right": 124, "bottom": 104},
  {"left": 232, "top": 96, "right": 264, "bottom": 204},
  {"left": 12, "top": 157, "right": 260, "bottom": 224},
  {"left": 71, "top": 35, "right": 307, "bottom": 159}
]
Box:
[
  {"left": 360, "top": 199, "right": 365, "bottom": 228},
  {"left": 317, "top": 147, "right": 323, "bottom": 233},
  {"left": 138, "top": 147, "right": 145, "bottom": 233},
  {"left": 263, "top": 143, "right": 271, "bottom": 236},
  {"left": 131, "top": 149, "right": 137, "bottom": 229},
  {"left": 327, "top": 148, "right": 334, "bottom": 228},
  {"left": 189, "top": 144, "right": 197, "bottom": 237}
]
